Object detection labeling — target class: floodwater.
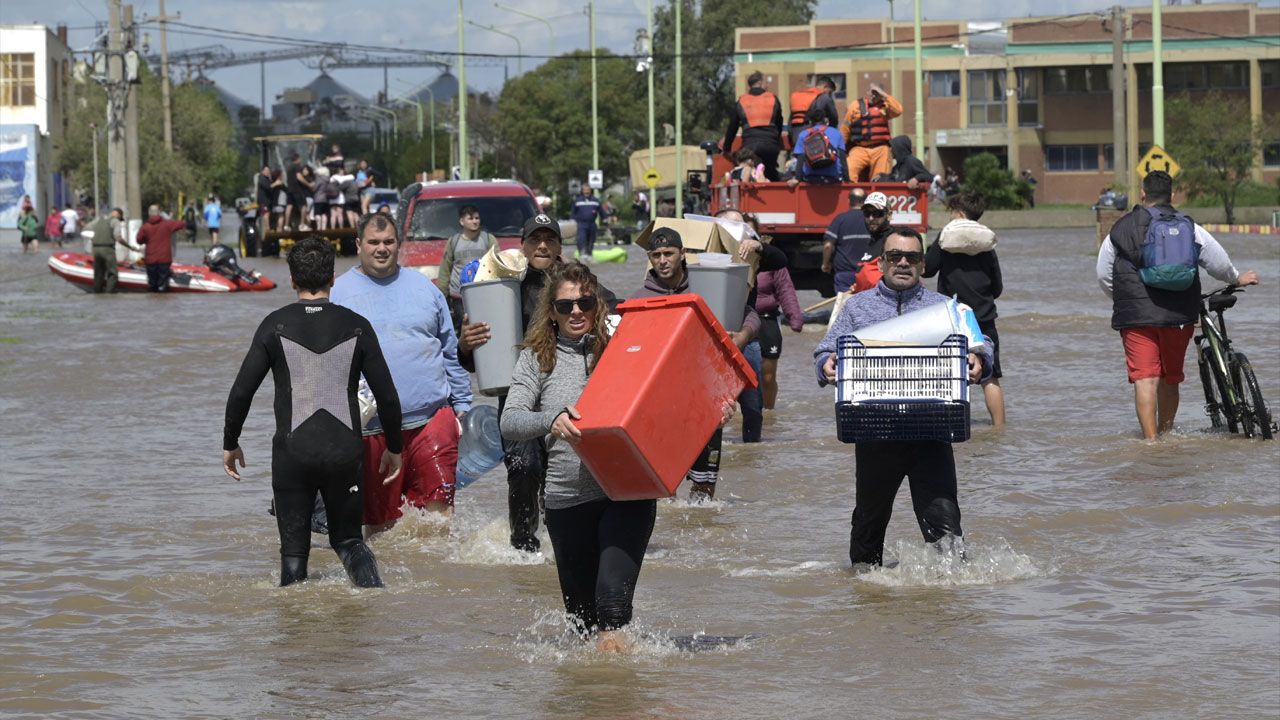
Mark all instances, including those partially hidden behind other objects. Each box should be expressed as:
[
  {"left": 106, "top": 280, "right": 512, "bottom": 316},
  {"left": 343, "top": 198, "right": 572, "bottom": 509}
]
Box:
[{"left": 1, "top": 225, "right": 1278, "bottom": 719}]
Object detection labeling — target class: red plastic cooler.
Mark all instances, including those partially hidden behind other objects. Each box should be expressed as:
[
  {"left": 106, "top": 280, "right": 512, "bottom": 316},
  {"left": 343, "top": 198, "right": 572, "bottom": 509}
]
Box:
[{"left": 573, "top": 294, "right": 758, "bottom": 500}]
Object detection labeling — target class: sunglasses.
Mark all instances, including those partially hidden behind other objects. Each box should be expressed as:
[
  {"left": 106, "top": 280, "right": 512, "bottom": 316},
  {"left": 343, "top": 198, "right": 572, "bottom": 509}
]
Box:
[
  {"left": 552, "top": 296, "right": 598, "bottom": 315},
  {"left": 862, "top": 208, "right": 887, "bottom": 218},
  {"left": 883, "top": 250, "right": 924, "bottom": 265}
]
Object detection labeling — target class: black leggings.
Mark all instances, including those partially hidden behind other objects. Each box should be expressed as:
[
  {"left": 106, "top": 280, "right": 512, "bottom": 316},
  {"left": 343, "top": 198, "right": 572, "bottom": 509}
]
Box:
[
  {"left": 498, "top": 393, "right": 549, "bottom": 552},
  {"left": 850, "top": 441, "right": 963, "bottom": 566},
  {"left": 544, "top": 498, "right": 656, "bottom": 632},
  {"left": 272, "top": 446, "right": 382, "bottom": 588}
]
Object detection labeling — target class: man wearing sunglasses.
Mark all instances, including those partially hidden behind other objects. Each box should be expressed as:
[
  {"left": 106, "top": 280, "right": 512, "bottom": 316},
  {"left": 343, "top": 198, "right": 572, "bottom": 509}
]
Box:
[
  {"left": 456, "top": 214, "right": 619, "bottom": 551},
  {"left": 814, "top": 226, "right": 993, "bottom": 568},
  {"left": 851, "top": 192, "right": 896, "bottom": 293}
]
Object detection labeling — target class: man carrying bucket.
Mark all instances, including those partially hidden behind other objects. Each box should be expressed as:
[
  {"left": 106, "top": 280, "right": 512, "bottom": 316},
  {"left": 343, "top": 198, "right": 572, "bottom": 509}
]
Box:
[
  {"left": 457, "top": 214, "right": 620, "bottom": 551},
  {"left": 814, "top": 227, "right": 992, "bottom": 567}
]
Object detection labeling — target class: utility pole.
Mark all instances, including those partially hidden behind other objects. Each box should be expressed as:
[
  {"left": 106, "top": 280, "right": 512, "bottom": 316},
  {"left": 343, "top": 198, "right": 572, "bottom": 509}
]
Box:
[
  {"left": 1111, "top": 6, "right": 1127, "bottom": 188},
  {"left": 107, "top": 1, "right": 127, "bottom": 217},
  {"left": 888, "top": 0, "right": 898, "bottom": 137},
  {"left": 674, "top": 0, "right": 682, "bottom": 219},
  {"left": 123, "top": 4, "right": 142, "bottom": 220},
  {"left": 91, "top": 123, "right": 101, "bottom": 215},
  {"left": 590, "top": 0, "right": 599, "bottom": 172},
  {"left": 457, "top": 0, "right": 469, "bottom": 180},
  {"left": 647, "top": 0, "right": 655, "bottom": 219},
  {"left": 913, "top": 0, "right": 924, "bottom": 163},
  {"left": 1151, "top": 0, "right": 1164, "bottom": 148},
  {"left": 156, "top": 0, "right": 179, "bottom": 153}
]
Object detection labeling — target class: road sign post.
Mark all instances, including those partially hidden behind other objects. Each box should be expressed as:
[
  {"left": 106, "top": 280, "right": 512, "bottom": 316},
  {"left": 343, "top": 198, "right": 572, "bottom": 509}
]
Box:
[
  {"left": 1136, "top": 144, "right": 1181, "bottom": 179},
  {"left": 588, "top": 169, "right": 603, "bottom": 190},
  {"left": 643, "top": 167, "right": 662, "bottom": 188}
]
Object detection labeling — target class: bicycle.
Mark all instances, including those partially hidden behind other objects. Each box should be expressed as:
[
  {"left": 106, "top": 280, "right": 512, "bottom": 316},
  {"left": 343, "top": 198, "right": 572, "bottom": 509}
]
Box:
[{"left": 1194, "top": 285, "right": 1275, "bottom": 439}]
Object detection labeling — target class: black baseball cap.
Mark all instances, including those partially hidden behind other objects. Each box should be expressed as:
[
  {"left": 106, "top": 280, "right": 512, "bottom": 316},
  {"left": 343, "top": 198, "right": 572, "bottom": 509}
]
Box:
[
  {"left": 522, "top": 213, "right": 562, "bottom": 241},
  {"left": 648, "top": 227, "right": 683, "bottom": 250}
]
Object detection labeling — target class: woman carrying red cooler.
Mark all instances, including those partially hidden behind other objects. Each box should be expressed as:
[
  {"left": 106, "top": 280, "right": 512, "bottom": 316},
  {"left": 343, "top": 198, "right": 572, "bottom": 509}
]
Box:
[{"left": 501, "top": 262, "right": 731, "bottom": 652}]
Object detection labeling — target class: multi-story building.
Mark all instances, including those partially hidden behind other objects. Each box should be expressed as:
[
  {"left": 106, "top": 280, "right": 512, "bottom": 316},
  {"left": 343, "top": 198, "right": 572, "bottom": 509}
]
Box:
[
  {"left": 733, "top": 3, "right": 1278, "bottom": 205},
  {"left": 1, "top": 23, "right": 75, "bottom": 234}
]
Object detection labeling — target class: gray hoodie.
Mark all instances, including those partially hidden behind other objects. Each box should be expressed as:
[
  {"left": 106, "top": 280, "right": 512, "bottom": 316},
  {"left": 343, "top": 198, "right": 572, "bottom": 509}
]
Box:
[{"left": 500, "top": 334, "right": 608, "bottom": 510}]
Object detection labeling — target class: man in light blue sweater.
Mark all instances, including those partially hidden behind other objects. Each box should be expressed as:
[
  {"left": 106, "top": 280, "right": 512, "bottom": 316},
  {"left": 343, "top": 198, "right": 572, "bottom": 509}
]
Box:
[
  {"left": 331, "top": 213, "right": 473, "bottom": 533},
  {"left": 814, "top": 227, "right": 991, "bottom": 567}
]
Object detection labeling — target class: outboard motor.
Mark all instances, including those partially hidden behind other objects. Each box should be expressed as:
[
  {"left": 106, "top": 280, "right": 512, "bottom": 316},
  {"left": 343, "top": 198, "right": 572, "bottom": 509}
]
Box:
[{"left": 204, "top": 244, "right": 260, "bottom": 286}]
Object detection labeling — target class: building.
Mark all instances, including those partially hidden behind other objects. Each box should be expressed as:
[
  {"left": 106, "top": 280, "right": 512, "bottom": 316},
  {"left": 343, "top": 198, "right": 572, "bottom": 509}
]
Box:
[
  {"left": 0, "top": 23, "right": 75, "bottom": 233},
  {"left": 733, "top": 3, "right": 1278, "bottom": 204}
]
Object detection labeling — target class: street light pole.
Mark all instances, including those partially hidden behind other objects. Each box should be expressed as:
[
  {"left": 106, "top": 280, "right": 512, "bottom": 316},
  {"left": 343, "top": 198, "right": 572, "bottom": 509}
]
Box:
[
  {"left": 913, "top": 0, "right": 924, "bottom": 160},
  {"left": 466, "top": 20, "right": 522, "bottom": 74},
  {"left": 647, "top": 0, "right": 655, "bottom": 219},
  {"left": 590, "top": 0, "right": 599, "bottom": 173},
  {"left": 365, "top": 104, "right": 399, "bottom": 145},
  {"left": 674, "top": 0, "right": 682, "bottom": 219},
  {"left": 495, "top": 3, "right": 554, "bottom": 59},
  {"left": 395, "top": 79, "right": 439, "bottom": 176},
  {"left": 1151, "top": 0, "right": 1164, "bottom": 148},
  {"left": 458, "top": 0, "right": 469, "bottom": 179}
]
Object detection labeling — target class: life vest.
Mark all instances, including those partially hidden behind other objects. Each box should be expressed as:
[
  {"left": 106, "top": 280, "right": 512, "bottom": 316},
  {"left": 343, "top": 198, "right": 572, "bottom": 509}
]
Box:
[
  {"left": 853, "top": 260, "right": 883, "bottom": 293},
  {"left": 789, "top": 86, "right": 824, "bottom": 126},
  {"left": 740, "top": 91, "right": 779, "bottom": 129},
  {"left": 847, "top": 99, "right": 891, "bottom": 146}
]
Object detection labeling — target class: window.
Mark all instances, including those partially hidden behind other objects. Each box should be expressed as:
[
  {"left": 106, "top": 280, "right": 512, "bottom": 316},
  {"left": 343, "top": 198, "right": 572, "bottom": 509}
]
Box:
[
  {"left": 1265, "top": 142, "right": 1280, "bottom": 168},
  {"left": 1263, "top": 60, "right": 1280, "bottom": 89},
  {"left": 1017, "top": 68, "right": 1039, "bottom": 127},
  {"left": 930, "top": 70, "right": 959, "bottom": 98},
  {"left": 1044, "top": 66, "right": 1111, "bottom": 94},
  {"left": 1046, "top": 144, "right": 1099, "bottom": 172},
  {"left": 0, "top": 54, "right": 36, "bottom": 107},
  {"left": 1104, "top": 144, "right": 1113, "bottom": 171},
  {"left": 1206, "top": 62, "right": 1246, "bottom": 90},
  {"left": 809, "top": 72, "right": 848, "bottom": 100},
  {"left": 967, "top": 70, "right": 1005, "bottom": 126}
]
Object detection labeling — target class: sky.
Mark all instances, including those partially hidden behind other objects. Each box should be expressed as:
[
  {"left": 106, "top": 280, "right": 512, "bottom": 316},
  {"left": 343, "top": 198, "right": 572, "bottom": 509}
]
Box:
[{"left": 1, "top": 0, "right": 1246, "bottom": 114}]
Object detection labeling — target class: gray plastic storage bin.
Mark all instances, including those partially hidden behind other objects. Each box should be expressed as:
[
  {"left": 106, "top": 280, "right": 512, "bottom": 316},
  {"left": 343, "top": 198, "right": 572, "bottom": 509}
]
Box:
[
  {"left": 685, "top": 263, "right": 751, "bottom": 332},
  {"left": 460, "top": 277, "right": 523, "bottom": 396}
]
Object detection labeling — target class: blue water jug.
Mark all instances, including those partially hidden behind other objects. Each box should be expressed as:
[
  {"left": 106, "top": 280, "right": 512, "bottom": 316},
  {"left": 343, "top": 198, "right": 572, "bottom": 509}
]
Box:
[{"left": 456, "top": 404, "right": 504, "bottom": 488}]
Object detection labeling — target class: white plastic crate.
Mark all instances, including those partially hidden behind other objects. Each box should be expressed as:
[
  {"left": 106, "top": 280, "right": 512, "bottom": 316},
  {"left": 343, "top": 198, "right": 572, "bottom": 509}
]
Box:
[{"left": 835, "top": 334, "right": 969, "bottom": 404}]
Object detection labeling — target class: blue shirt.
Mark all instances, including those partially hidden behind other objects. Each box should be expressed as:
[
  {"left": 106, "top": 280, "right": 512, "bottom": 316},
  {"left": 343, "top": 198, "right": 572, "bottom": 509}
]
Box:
[
  {"left": 792, "top": 126, "right": 846, "bottom": 180},
  {"left": 570, "top": 195, "right": 605, "bottom": 225},
  {"left": 203, "top": 202, "right": 222, "bottom": 228},
  {"left": 330, "top": 267, "right": 473, "bottom": 431},
  {"left": 823, "top": 208, "right": 871, "bottom": 288}
]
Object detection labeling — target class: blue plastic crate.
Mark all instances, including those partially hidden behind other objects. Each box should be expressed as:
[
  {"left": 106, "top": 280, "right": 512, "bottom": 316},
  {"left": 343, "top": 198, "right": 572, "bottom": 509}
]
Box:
[{"left": 836, "top": 400, "right": 971, "bottom": 444}]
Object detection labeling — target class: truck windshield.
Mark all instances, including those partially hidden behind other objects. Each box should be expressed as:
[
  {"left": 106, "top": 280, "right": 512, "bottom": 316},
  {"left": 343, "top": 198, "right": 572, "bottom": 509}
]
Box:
[{"left": 406, "top": 195, "right": 539, "bottom": 241}]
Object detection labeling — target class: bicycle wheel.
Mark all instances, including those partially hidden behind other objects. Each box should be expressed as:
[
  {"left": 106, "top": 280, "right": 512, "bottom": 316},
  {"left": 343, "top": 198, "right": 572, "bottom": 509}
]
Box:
[
  {"left": 1232, "top": 351, "right": 1274, "bottom": 440},
  {"left": 1197, "top": 347, "right": 1224, "bottom": 429},
  {"left": 1210, "top": 355, "right": 1240, "bottom": 434}
]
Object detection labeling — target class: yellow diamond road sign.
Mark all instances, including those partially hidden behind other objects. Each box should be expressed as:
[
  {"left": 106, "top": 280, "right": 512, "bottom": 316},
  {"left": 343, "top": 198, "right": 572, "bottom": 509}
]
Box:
[
  {"left": 643, "top": 168, "right": 662, "bottom": 188},
  {"left": 1136, "top": 144, "right": 1181, "bottom": 179}
]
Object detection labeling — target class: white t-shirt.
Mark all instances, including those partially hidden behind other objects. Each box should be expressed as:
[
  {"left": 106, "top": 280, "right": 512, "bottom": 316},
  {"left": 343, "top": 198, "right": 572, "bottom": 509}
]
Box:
[{"left": 60, "top": 208, "right": 80, "bottom": 234}]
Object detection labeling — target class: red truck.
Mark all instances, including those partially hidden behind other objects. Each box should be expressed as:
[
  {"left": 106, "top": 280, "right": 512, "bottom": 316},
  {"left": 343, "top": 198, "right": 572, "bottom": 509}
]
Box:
[
  {"left": 394, "top": 179, "right": 540, "bottom": 281},
  {"left": 707, "top": 150, "right": 929, "bottom": 297}
]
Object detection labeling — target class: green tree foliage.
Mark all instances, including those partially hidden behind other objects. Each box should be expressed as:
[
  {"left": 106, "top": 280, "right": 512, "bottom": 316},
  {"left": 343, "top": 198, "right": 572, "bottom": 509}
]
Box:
[
  {"left": 57, "top": 63, "right": 242, "bottom": 212},
  {"left": 496, "top": 50, "right": 647, "bottom": 192},
  {"left": 960, "top": 152, "right": 1032, "bottom": 210},
  {"left": 651, "top": 0, "right": 819, "bottom": 143},
  {"left": 1165, "top": 91, "right": 1276, "bottom": 224}
]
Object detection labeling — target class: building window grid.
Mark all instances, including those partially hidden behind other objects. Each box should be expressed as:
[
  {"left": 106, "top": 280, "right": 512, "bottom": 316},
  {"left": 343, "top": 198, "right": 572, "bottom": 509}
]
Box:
[
  {"left": 1137, "top": 62, "right": 1248, "bottom": 92},
  {"left": 1262, "top": 60, "right": 1280, "bottom": 89},
  {"left": 1047, "top": 144, "right": 1100, "bottom": 172},
  {"left": 930, "top": 70, "right": 960, "bottom": 98},
  {"left": 0, "top": 53, "right": 37, "bottom": 107},
  {"left": 967, "top": 70, "right": 1005, "bottom": 127},
  {"left": 1017, "top": 68, "right": 1040, "bottom": 127},
  {"left": 1044, "top": 66, "right": 1111, "bottom": 94},
  {"left": 1264, "top": 142, "right": 1280, "bottom": 169}
]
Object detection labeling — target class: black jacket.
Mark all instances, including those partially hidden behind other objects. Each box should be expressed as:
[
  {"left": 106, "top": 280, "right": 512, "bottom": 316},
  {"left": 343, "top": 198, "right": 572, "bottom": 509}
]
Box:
[
  {"left": 923, "top": 236, "right": 1003, "bottom": 324},
  {"left": 1106, "top": 203, "right": 1201, "bottom": 329},
  {"left": 888, "top": 136, "right": 933, "bottom": 185}
]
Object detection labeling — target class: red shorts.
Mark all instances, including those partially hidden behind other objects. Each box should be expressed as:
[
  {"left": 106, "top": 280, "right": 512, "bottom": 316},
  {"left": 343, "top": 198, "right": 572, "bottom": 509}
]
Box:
[
  {"left": 1120, "top": 325, "right": 1195, "bottom": 384},
  {"left": 361, "top": 407, "right": 460, "bottom": 525}
]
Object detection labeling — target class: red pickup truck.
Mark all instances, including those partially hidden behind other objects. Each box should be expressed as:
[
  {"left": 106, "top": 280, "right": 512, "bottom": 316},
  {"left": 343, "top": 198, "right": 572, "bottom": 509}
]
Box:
[{"left": 395, "top": 179, "right": 540, "bottom": 281}]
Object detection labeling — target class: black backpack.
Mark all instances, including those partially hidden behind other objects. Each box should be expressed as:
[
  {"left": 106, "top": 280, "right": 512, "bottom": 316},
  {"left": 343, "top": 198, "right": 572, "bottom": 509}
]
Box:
[{"left": 803, "top": 128, "right": 837, "bottom": 169}]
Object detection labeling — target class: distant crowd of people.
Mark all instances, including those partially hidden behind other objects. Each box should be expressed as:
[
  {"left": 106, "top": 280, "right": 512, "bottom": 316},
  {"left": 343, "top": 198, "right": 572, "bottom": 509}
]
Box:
[{"left": 255, "top": 144, "right": 387, "bottom": 237}]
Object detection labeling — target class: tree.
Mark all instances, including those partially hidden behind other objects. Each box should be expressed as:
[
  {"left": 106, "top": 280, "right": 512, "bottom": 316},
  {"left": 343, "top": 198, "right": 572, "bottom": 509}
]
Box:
[
  {"left": 960, "top": 153, "right": 1032, "bottom": 210},
  {"left": 651, "top": 0, "right": 819, "bottom": 143},
  {"left": 1165, "top": 91, "right": 1276, "bottom": 224},
  {"left": 57, "top": 62, "right": 243, "bottom": 212},
  {"left": 496, "top": 50, "right": 647, "bottom": 192}
]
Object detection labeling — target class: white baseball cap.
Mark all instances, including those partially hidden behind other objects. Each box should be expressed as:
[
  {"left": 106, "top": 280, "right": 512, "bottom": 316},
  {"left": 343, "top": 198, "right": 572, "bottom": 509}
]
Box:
[{"left": 864, "top": 191, "right": 889, "bottom": 210}]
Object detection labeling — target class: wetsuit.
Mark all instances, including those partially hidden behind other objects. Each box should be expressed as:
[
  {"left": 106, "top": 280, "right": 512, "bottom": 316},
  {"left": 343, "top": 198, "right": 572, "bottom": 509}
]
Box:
[{"left": 223, "top": 299, "right": 403, "bottom": 587}]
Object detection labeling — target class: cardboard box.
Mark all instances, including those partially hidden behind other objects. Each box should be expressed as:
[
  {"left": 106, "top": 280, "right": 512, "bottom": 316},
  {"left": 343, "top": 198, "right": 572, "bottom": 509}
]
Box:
[{"left": 633, "top": 217, "right": 760, "bottom": 285}]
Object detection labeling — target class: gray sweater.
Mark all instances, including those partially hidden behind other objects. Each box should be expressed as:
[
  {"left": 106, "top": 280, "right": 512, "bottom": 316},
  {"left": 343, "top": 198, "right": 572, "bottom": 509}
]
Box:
[{"left": 500, "top": 335, "right": 608, "bottom": 510}]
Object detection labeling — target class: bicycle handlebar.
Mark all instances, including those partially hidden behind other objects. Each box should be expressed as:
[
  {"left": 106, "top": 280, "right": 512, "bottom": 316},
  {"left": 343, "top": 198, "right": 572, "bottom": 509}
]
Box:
[{"left": 1202, "top": 285, "right": 1244, "bottom": 300}]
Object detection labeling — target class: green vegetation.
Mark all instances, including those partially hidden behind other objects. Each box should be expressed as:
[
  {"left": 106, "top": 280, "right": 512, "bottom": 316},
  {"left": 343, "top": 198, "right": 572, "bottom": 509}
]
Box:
[
  {"left": 1182, "top": 180, "right": 1279, "bottom": 210},
  {"left": 1165, "top": 91, "right": 1278, "bottom": 224},
  {"left": 959, "top": 153, "right": 1033, "bottom": 210},
  {"left": 58, "top": 63, "right": 242, "bottom": 211}
]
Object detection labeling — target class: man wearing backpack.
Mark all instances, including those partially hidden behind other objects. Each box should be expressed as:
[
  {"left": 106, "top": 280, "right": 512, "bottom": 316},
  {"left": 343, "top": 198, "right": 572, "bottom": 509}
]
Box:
[
  {"left": 1097, "top": 171, "right": 1259, "bottom": 439},
  {"left": 787, "top": 107, "right": 845, "bottom": 186},
  {"left": 437, "top": 204, "right": 498, "bottom": 331}
]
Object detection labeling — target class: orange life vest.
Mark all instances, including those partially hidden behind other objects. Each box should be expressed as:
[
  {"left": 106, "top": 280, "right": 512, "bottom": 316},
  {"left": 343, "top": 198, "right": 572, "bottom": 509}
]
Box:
[
  {"left": 739, "top": 91, "right": 779, "bottom": 129},
  {"left": 847, "top": 99, "right": 892, "bottom": 147},
  {"left": 789, "top": 86, "right": 824, "bottom": 126},
  {"left": 853, "top": 259, "right": 883, "bottom": 293}
]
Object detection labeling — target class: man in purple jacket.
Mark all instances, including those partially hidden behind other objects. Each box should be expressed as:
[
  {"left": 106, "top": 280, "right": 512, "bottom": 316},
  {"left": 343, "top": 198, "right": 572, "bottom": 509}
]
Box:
[{"left": 814, "top": 227, "right": 991, "bottom": 567}]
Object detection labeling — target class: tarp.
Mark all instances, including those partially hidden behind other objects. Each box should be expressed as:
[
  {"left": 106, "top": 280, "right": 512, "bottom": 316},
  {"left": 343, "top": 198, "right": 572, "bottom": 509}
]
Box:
[
  {"left": 628, "top": 146, "right": 710, "bottom": 190},
  {"left": 0, "top": 125, "right": 37, "bottom": 228}
]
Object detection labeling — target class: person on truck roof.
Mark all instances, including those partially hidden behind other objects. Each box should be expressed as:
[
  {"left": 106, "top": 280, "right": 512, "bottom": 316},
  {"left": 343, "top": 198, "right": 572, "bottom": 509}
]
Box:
[
  {"left": 788, "top": 76, "right": 839, "bottom": 142},
  {"left": 787, "top": 106, "right": 846, "bottom": 187},
  {"left": 724, "top": 148, "right": 766, "bottom": 184},
  {"left": 841, "top": 82, "right": 901, "bottom": 183},
  {"left": 881, "top": 135, "right": 934, "bottom": 190},
  {"left": 722, "top": 71, "right": 783, "bottom": 182}
]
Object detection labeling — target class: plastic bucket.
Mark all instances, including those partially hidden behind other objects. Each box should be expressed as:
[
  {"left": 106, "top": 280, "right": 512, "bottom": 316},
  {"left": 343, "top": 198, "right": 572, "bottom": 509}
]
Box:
[
  {"left": 852, "top": 298, "right": 960, "bottom": 346},
  {"left": 685, "top": 262, "right": 750, "bottom": 332},
  {"left": 460, "top": 277, "right": 523, "bottom": 396}
]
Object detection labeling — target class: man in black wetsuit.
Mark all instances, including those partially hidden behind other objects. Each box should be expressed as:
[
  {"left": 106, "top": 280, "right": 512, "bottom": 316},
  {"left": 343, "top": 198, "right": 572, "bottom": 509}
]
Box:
[{"left": 222, "top": 236, "right": 404, "bottom": 587}]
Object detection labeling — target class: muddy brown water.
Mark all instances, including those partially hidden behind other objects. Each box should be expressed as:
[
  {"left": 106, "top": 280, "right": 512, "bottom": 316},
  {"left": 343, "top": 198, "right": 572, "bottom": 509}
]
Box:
[{"left": 1, "top": 227, "right": 1277, "bottom": 719}]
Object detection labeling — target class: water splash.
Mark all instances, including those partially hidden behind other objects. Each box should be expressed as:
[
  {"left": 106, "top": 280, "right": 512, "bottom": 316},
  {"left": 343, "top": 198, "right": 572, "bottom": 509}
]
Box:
[
  {"left": 855, "top": 536, "right": 1043, "bottom": 587},
  {"left": 511, "top": 610, "right": 756, "bottom": 663}
]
